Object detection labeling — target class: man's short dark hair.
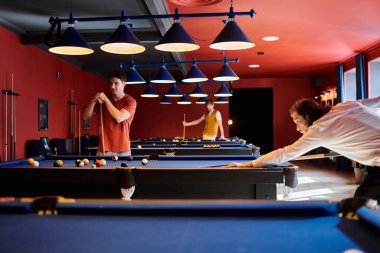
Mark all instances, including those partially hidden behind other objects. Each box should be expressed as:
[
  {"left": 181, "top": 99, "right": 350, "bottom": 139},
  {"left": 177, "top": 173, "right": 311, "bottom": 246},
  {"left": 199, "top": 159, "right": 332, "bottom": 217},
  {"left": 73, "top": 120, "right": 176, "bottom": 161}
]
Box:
[
  {"left": 206, "top": 99, "right": 215, "bottom": 105},
  {"left": 108, "top": 71, "right": 127, "bottom": 82}
]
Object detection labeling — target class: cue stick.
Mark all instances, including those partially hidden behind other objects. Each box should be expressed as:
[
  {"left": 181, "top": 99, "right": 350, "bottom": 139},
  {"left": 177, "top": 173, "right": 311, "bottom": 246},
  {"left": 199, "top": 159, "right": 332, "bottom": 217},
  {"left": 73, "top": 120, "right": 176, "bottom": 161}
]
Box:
[
  {"left": 290, "top": 152, "right": 341, "bottom": 161},
  {"left": 4, "top": 74, "right": 8, "bottom": 162},
  {"left": 99, "top": 103, "right": 105, "bottom": 156},
  {"left": 78, "top": 109, "right": 81, "bottom": 155},
  {"left": 11, "top": 74, "right": 14, "bottom": 160},
  {"left": 183, "top": 114, "right": 186, "bottom": 139},
  {"left": 74, "top": 102, "right": 77, "bottom": 153},
  {"left": 13, "top": 87, "right": 17, "bottom": 160},
  {"left": 203, "top": 152, "right": 342, "bottom": 167}
]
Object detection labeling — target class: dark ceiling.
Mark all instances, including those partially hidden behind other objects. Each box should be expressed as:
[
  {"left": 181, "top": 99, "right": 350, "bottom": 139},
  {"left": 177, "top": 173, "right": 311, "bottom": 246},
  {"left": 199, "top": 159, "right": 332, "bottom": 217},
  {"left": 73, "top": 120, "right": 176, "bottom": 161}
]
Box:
[{"left": 1, "top": 0, "right": 380, "bottom": 81}]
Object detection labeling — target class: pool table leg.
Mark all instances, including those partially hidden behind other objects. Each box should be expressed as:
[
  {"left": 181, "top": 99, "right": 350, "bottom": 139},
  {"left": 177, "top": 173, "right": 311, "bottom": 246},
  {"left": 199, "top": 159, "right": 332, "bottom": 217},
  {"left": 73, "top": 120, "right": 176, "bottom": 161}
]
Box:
[
  {"left": 116, "top": 169, "right": 136, "bottom": 200},
  {"left": 121, "top": 186, "right": 135, "bottom": 201}
]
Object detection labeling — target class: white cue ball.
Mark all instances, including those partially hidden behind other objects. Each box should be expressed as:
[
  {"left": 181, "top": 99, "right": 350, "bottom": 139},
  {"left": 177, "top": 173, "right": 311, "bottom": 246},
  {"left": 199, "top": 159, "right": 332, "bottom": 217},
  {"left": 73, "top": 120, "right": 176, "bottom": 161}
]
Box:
[
  {"left": 137, "top": 145, "right": 142, "bottom": 149},
  {"left": 112, "top": 155, "right": 119, "bottom": 161},
  {"left": 32, "top": 161, "right": 39, "bottom": 167},
  {"left": 141, "top": 158, "right": 148, "bottom": 165}
]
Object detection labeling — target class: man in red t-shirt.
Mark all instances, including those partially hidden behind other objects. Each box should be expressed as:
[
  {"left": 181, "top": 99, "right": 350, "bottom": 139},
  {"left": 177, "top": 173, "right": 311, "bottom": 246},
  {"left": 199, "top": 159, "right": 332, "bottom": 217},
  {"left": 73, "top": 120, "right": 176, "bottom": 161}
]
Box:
[{"left": 83, "top": 72, "right": 137, "bottom": 157}]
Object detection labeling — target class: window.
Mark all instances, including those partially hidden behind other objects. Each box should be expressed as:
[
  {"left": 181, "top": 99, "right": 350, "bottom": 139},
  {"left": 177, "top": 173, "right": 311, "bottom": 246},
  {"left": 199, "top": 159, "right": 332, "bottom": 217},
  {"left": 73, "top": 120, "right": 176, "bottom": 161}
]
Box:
[
  {"left": 344, "top": 68, "right": 356, "bottom": 101},
  {"left": 368, "top": 57, "right": 380, "bottom": 98}
]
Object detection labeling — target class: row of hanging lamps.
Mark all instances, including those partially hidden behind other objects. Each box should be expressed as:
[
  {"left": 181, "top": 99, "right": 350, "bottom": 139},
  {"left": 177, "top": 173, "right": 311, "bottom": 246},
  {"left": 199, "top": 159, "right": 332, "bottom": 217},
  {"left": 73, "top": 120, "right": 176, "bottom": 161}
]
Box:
[
  {"left": 48, "top": 6, "right": 255, "bottom": 56},
  {"left": 49, "top": 13, "right": 94, "bottom": 55},
  {"left": 159, "top": 96, "right": 227, "bottom": 105},
  {"left": 141, "top": 83, "right": 232, "bottom": 99},
  {"left": 209, "top": 6, "right": 255, "bottom": 51},
  {"left": 100, "top": 11, "right": 145, "bottom": 54}
]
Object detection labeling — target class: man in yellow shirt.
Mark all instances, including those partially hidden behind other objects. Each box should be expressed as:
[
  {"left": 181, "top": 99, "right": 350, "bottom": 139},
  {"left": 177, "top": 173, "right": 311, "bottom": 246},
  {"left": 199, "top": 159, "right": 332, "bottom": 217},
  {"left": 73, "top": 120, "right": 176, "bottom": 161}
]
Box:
[{"left": 183, "top": 99, "right": 225, "bottom": 140}]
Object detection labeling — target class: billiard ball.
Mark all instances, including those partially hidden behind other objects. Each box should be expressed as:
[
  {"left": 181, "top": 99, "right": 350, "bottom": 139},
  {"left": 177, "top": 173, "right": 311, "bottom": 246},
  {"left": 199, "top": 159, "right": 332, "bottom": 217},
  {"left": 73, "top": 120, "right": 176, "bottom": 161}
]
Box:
[
  {"left": 120, "top": 162, "right": 128, "bottom": 167},
  {"left": 91, "top": 164, "right": 97, "bottom": 169},
  {"left": 95, "top": 160, "right": 103, "bottom": 167},
  {"left": 32, "top": 161, "right": 39, "bottom": 167},
  {"left": 82, "top": 158, "right": 89, "bottom": 165},
  {"left": 112, "top": 155, "right": 118, "bottom": 161},
  {"left": 141, "top": 158, "right": 148, "bottom": 165},
  {"left": 100, "top": 159, "right": 106, "bottom": 166},
  {"left": 137, "top": 145, "right": 142, "bottom": 149},
  {"left": 28, "top": 158, "right": 35, "bottom": 165},
  {"left": 75, "top": 159, "right": 82, "bottom": 167},
  {"left": 54, "top": 160, "right": 63, "bottom": 167}
]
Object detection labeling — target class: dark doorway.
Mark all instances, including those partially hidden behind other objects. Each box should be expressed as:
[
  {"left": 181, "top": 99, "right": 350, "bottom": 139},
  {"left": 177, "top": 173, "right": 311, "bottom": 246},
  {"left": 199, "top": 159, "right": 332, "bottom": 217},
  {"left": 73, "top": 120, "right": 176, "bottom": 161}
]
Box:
[{"left": 229, "top": 88, "right": 273, "bottom": 154}]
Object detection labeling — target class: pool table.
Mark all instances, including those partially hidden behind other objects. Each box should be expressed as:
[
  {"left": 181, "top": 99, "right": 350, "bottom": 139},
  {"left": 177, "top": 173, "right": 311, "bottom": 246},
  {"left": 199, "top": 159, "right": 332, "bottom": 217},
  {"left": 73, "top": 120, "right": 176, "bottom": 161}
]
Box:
[
  {"left": 0, "top": 155, "right": 298, "bottom": 200},
  {"left": 0, "top": 199, "right": 379, "bottom": 253},
  {"left": 132, "top": 136, "right": 247, "bottom": 145},
  {"left": 131, "top": 145, "right": 255, "bottom": 156}
]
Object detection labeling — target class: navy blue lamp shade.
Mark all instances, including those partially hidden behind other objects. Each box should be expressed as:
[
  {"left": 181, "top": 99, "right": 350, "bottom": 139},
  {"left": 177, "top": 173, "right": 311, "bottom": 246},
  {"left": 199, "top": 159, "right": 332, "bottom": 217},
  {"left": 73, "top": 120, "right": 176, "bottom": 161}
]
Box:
[
  {"left": 141, "top": 84, "right": 159, "bottom": 98},
  {"left": 165, "top": 84, "right": 182, "bottom": 97},
  {"left": 126, "top": 67, "right": 146, "bottom": 84},
  {"left": 210, "top": 19, "right": 255, "bottom": 50},
  {"left": 190, "top": 83, "right": 208, "bottom": 97},
  {"left": 213, "top": 63, "right": 239, "bottom": 81},
  {"left": 155, "top": 20, "right": 200, "bottom": 52},
  {"left": 215, "top": 97, "right": 229, "bottom": 104},
  {"left": 101, "top": 23, "right": 146, "bottom": 54},
  {"left": 49, "top": 23, "right": 94, "bottom": 55},
  {"left": 215, "top": 83, "right": 233, "bottom": 97},
  {"left": 182, "top": 64, "right": 208, "bottom": 83},
  {"left": 196, "top": 97, "right": 208, "bottom": 104},
  {"left": 160, "top": 96, "right": 172, "bottom": 104},
  {"left": 177, "top": 94, "right": 192, "bottom": 104},
  {"left": 151, "top": 65, "right": 176, "bottom": 83}
]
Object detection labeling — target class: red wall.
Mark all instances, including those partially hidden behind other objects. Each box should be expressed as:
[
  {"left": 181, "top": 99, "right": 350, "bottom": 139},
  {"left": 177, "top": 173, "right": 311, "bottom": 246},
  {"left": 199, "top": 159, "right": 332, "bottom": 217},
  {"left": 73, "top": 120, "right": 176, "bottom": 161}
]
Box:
[
  {"left": 0, "top": 27, "right": 105, "bottom": 160},
  {"left": 0, "top": 26, "right": 320, "bottom": 160}
]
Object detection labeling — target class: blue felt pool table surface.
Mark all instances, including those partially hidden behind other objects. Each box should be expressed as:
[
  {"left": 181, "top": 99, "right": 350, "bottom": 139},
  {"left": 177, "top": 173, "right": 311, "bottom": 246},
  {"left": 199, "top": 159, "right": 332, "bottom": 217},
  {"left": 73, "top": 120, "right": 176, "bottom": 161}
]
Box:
[{"left": 0, "top": 200, "right": 380, "bottom": 253}]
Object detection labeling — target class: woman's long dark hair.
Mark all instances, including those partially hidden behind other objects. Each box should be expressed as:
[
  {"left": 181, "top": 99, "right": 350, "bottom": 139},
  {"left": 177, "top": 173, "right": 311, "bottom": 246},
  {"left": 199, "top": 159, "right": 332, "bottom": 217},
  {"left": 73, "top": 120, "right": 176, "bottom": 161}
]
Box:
[{"left": 290, "top": 99, "right": 330, "bottom": 125}]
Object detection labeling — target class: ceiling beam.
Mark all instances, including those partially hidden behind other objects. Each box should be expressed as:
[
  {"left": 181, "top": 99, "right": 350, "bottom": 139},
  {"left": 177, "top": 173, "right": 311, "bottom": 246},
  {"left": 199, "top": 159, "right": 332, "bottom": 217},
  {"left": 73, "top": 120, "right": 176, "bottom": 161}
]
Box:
[{"left": 21, "top": 30, "right": 161, "bottom": 45}]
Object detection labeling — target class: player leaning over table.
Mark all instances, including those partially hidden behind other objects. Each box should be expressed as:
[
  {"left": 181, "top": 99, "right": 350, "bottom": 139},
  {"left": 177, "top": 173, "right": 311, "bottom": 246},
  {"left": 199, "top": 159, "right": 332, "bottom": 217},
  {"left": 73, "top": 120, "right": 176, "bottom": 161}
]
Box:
[
  {"left": 183, "top": 99, "right": 226, "bottom": 140},
  {"left": 228, "top": 96, "right": 380, "bottom": 200},
  {"left": 83, "top": 71, "right": 137, "bottom": 157}
]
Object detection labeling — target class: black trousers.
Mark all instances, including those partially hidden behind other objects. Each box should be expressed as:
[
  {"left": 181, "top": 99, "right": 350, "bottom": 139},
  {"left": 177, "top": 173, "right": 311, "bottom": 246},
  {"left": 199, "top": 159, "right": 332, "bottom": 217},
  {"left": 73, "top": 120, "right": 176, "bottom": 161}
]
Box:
[{"left": 354, "top": 166, "right": 380, "bottom": 201}]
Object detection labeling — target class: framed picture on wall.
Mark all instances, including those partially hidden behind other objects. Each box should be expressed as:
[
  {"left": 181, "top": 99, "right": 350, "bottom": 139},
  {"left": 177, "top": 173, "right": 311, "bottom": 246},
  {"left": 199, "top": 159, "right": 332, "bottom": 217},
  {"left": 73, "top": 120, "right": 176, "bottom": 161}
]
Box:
[{"left": 38, "top": 98, "right": 48, "bottom": 131}]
